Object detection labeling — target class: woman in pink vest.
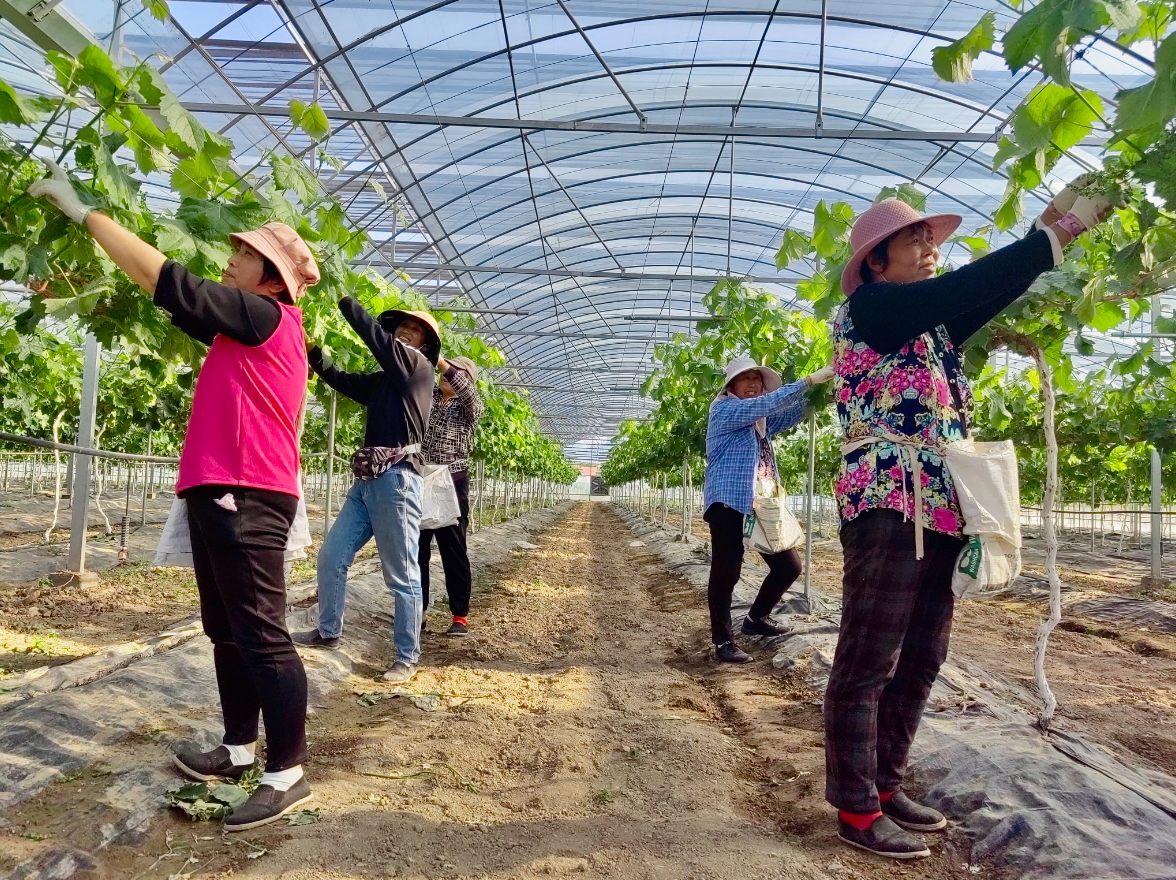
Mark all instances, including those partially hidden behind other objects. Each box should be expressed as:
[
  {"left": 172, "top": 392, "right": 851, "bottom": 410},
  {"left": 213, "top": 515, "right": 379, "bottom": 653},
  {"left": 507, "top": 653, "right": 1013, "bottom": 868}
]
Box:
[{"left": 31, "top": 162, "right": 319, "bottom": 831}]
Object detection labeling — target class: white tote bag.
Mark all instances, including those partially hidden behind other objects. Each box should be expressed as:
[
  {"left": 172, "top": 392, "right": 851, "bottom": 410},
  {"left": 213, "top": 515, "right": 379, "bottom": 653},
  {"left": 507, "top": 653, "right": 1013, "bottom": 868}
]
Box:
[
  {"left": 419, "top": 464, "right": 461, "bottom": 530},
  {"left": 942, "top": 438, "right": 1023, "bottom": 598},
  {"left": 743, "top": 477, "right": 805, "bottom": 555}
]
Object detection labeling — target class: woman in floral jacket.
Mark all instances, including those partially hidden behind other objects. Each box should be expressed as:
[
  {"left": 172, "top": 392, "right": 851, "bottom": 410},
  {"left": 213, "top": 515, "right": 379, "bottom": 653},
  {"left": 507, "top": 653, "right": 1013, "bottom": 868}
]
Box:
[{"left": 824, "top": 190, "right": 1111, "bottom": 859}]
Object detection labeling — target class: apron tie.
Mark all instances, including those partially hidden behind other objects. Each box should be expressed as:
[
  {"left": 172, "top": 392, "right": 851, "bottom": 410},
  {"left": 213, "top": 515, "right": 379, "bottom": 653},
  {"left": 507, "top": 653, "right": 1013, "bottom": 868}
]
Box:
[{"left": 841, "top": 433, "right": 941, "bottom": 560}]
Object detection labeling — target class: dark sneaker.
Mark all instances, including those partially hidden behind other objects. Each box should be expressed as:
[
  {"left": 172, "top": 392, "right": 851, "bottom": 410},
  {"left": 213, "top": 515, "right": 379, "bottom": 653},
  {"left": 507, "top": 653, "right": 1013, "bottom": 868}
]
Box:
[
  {"left": 292, "top": 629, "right": 340, "bottom": 649},
  {"left": 421, "top": 616, "right": 427, "bottom": 634},
  {"left": 715, "top": 641, "right": 753, "bottom": 663},
  {"left": 224, "top": 777, "right": 312, "bottom": 832},
  {"left": 446, "top": 620, "right": 468, "bottom": 637},
  {"left": 382, "top": 661, "right": 418, "bottom": 683},
  {"left": 837, "top": 815, "right": 931, "bottom": 860},
  {"left": 172, "top": 745, "right": 254, "bottom": 782},
  {"left": 881, "top": 790, "right": 947, "bottom": 832},
  {"left": 741, "top": 615, "right": 792, "bottom": 637}
]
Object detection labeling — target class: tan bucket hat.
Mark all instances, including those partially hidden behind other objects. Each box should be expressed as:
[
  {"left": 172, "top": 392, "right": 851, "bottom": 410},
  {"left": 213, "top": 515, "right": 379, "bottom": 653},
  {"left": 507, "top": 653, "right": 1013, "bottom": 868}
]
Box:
[
  {"left": 378, "top": 309, "right": 442, "bottom": 365},
  {"left": 229, "top": 222, "right": 320, "bottom": 301},
  {"left": 448, "top": 355, "right": 479, "bottom": 382},
  {"left": 840, "top": 198, "right": 961, "bottom": 296}
]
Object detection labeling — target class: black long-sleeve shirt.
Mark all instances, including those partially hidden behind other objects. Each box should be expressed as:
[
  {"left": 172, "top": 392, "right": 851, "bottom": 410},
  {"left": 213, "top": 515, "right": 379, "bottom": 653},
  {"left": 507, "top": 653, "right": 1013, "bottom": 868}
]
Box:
[
  {"left": 847, "top": 230, "right": 1057, "bottom": 355},
  {"left": 309, "top": 296, "right": 434, "bottom": 473},
  {"left": 153, "top": 261, "right": 282, "bottom": 346}
]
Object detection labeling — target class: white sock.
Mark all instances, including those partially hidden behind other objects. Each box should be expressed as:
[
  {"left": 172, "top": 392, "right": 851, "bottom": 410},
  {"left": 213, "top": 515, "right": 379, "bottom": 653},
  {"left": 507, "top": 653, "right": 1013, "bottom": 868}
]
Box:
[
  {"left": 223, "top": 743, "right": 256, "bottom": 767},
  {"left": 259, "top": 765, "right": 304, "bottom": 792}
]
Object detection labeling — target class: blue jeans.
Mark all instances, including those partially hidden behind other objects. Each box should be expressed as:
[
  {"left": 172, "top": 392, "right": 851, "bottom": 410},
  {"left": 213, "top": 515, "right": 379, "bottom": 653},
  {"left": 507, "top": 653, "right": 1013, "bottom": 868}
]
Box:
[{"left": 316, "top": 465, "right": 424, "bottom": 663}]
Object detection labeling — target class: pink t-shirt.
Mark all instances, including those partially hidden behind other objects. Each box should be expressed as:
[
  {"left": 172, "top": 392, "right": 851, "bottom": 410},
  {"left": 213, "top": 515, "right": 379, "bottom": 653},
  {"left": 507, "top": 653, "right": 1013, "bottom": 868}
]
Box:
[{"left": 177, "top": 303, "right": 306, "bottom": 497}]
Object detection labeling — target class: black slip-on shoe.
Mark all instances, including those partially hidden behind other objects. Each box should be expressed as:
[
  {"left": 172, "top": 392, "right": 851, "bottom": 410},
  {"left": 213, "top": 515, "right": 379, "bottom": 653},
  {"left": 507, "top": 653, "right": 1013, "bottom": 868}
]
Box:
[
  {"left": 837, "top": 816, "right": 931, "bottom": 860},
  {"left": 715, "top": 641, "right": 753, "bottom": 663},
  {"left": 292, "top": 629, "right": 340, "bottom": 650},
  {"left": 881, "top": 790, "right": 948, "bottom": 832},
  {"left": 446, "top": 620, "right": 469, "bottom": 637},
  {"left": 172, "top": 745, "right": 254, "bottom": 782},
  {"left": 741, "top": 614, "right": 792, "bottom": 637},
  {"left": 224, "top": 777, "right": 313, "bottom": 832}
]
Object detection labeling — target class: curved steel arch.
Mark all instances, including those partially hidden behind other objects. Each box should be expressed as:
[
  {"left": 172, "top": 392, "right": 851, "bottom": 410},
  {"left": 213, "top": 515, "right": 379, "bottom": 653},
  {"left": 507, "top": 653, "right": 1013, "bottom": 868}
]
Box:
[
  {"left": 361, "top": 128, "right": 1013, "bottom": 247},
  {"left": 409, "top": 162, "right": 1001, "bottom": 272},
  {"left": 333, "top": 9, "right": 1021, "bottom": 122}
]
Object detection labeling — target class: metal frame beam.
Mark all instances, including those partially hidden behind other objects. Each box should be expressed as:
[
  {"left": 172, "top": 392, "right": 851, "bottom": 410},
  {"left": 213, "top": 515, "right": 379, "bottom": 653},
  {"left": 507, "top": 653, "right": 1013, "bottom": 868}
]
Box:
[
  {"left": 0, "top": 0, "right": 92, "bottom": 56},
  {"left": 381, "top": 260, "right": 804, "bottom": 283},
  {"left": 181, "top": 103, "right": 1019, "bottom": 142},
  {"left": 554, "top": 0, "right": 647, "bottom": 125}
]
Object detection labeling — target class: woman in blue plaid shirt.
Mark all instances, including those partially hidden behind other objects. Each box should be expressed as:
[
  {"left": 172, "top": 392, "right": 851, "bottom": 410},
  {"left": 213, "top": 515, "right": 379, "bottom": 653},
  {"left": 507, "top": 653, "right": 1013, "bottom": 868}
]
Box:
[{"left": 703, "top": 355, "right": 835, "bottom": 663}]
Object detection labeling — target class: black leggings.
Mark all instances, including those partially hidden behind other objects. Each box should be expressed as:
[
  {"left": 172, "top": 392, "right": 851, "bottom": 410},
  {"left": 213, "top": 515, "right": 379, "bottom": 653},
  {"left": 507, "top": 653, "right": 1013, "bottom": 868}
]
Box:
[
  {"left": 704, "top": 502, "right": 803, "bottom": 645},
  {"left": 186, "top": 484, "right": 306, "bottom": 772},
  {"left": 419, "top": 469, "right": 471, "bottom": 618}
]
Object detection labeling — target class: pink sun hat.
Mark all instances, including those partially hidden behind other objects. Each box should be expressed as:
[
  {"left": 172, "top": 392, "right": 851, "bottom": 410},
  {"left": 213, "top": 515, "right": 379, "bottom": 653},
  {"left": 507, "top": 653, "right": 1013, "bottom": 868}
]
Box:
[{"left": 840, "top": 198, "right": 962, "bottom": 296}]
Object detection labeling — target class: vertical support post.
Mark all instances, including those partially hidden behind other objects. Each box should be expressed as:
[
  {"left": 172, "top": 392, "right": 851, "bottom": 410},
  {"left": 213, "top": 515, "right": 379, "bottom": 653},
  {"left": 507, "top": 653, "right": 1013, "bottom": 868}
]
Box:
[
  {"left": 140, "top": 431, "right": 151, "bottom": 526},
  {"left": 68, "top": 334, "right": 100, "bottom": 574},
  {"left": 802, "top": 412, "right": 817, "bottom": 601},
  {"left": 1152, "top": 447, "right": 1164, "bottom": 583},
  {"left": 324, "top": 391, "right": 337, "bottom": 533}
]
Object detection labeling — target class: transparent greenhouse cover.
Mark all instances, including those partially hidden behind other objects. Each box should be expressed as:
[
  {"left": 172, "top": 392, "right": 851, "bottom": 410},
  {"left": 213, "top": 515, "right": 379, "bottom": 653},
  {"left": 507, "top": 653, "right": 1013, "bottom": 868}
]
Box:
[{"left": 0, "top": 1, "right": 1157, "bottom": 461}]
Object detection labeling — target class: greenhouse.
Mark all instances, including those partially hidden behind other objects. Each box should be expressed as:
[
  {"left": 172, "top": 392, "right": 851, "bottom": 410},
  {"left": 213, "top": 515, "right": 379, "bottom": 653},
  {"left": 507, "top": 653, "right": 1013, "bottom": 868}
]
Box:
[{"left": 0, "top": 0, "right": 1174, "bottom": 877}]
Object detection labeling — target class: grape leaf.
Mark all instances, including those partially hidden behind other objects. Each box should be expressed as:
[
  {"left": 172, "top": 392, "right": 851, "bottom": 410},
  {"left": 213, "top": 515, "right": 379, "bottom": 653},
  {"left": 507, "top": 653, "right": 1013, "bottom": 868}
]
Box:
[
  {"left": 1114, "top": 31, "right": 1176, "bottom": 132},
  {"left": 0, "top": 80, "right": 47, "bottom": 125},
  {"left": 774, "top": 229, "right": 811, "bottom": 269},
  {"left": 873, "top": 182, "right": 926, "bottom": 211},
  {"left": 932, "top": 12, "right": 995, "bottom": 83}
]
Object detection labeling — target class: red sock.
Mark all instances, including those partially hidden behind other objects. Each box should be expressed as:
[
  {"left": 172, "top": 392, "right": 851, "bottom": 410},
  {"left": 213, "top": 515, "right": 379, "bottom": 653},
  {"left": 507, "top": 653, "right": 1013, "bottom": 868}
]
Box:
[
  {"left": 878, "top": 790, "right": 895, "bottom": 803},
  {"left": 838, "top": 810, "right": 883, "bottom": 830},
  {"left": 453, "top": 616, "right": 468, "bottom": 625}
]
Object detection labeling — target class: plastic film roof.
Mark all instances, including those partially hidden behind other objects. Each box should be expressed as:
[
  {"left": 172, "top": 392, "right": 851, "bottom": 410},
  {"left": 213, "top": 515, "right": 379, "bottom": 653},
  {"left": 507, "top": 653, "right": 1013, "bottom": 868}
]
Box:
[{"left": 0, "top": 1, "right": 1156, "bottom": 461}]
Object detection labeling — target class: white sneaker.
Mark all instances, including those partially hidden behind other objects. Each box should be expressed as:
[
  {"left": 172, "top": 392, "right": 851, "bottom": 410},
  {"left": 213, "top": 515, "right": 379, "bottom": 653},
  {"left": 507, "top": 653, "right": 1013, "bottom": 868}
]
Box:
[{"left": 382, "top": 661, "right": 417, "bottom": 683}]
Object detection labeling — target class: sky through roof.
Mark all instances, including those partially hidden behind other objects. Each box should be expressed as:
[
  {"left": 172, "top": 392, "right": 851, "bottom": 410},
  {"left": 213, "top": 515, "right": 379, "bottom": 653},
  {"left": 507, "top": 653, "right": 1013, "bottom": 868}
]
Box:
[{"left": 0, "top": 0, "right": 1159, "bottom": 462}]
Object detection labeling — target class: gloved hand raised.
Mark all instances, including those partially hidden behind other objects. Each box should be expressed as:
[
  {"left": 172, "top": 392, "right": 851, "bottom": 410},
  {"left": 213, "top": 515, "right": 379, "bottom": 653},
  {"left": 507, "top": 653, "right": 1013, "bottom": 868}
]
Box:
[
  {"left": 27, "top": 159, "right": 93, "bottom": 224},
  {"left": 805, "top": 365, "right": 836, "bottom": 386},
  {"left": 1049, "top": 173, "right": 1095, "bottom": 217}
]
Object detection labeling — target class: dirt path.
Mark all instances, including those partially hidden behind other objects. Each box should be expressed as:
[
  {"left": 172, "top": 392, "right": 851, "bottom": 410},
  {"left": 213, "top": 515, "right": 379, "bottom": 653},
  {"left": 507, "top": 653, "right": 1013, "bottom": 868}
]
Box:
[{"left": 7, "top": 502, "right": 868, "bottom": 880}]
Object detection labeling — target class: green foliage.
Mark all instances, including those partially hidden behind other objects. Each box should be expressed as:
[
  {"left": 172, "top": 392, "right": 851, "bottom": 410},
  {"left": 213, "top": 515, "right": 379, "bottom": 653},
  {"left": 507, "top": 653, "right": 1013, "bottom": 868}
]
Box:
[
  {"left": 932, "top": 12, "right": 996, "bottom": 83},
  {"left": 601, "top": 278, "right": 834, "bottom": 488},
  {"left": 0, "top": 43, "right": 577, "bottom": 481}
]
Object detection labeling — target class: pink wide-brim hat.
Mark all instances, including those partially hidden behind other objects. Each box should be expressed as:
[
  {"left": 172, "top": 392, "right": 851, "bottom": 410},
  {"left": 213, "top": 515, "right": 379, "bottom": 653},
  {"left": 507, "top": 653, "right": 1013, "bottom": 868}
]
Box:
[
  {"left": 840, "top": 198, "right": 962, "bottom": 296},
  {"left": 230, "top": 222, "right": 321, "bottom": 301}
]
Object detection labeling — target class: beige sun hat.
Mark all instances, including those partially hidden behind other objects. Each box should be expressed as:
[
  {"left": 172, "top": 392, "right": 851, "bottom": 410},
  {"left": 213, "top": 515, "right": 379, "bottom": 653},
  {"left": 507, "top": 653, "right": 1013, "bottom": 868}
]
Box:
[
  {"left": 722, "top": 355, "right": 781, "bottom": 394},
  {"left": 448, "top": 356, "right": 479, "bottom": 382},
  {"left": 229, "top": 222, "right": 320, "bottom": 301},
  {"left": 840, "top": 198, "right": 961, "bottom": 296},
  {"left": 378, "top": 309, "right": 442, "bottom": 365}
]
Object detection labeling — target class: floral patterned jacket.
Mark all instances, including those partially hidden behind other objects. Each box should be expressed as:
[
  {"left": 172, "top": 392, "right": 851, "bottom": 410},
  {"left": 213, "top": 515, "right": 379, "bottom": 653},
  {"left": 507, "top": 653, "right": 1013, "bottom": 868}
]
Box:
[{"left": 831, "top": 300, "right": 972, "bottom": 537}]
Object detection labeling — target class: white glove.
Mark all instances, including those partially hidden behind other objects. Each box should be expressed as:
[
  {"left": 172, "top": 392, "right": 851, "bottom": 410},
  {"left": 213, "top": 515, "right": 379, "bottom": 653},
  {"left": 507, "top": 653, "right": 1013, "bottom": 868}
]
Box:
[
  {"left": 27, "top": 159, "right": 92, "bottom": 224},
  {"left": 806, "top": 365, "right": 836, "bottom": 386},
  {"left": 1066, "top": 193, "right": 1112, "bottom": 231},
  {"left": 1051, "top": 173, "right": 1095, "bottom": 216}
]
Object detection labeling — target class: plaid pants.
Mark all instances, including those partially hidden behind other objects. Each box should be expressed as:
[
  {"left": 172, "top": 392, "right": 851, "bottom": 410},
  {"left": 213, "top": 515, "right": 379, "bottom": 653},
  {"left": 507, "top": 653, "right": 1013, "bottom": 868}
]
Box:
[{"left": 824, "top": 509, "right": 963, "bottom": 814}]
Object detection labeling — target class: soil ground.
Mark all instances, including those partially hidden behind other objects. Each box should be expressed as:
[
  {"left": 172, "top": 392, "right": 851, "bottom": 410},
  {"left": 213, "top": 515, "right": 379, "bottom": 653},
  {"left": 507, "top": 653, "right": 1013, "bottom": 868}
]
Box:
[{"left": 1, "top": 502, "right": 1174, "bottom": 880}]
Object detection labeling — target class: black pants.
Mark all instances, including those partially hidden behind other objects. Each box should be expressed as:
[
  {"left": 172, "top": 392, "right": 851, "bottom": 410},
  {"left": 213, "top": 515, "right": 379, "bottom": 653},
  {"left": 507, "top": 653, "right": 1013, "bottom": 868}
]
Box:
[
  {"left": 704, "top": 502, "right": 803, "bottom": 645},
  {"left": 823, "top": 509, "right": 963, "bottom": 814},
  {"left": 419, "top": 469, "right": 471, "bottom": 619},
  {"left": 185, "top": 484, "right": 307, "bottom": 772}
]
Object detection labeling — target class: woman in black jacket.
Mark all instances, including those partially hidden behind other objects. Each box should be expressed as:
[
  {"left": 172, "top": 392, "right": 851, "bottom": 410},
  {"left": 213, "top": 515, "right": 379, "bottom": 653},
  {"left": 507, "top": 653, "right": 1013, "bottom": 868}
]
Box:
[{"left": 293, "top": 301, "right": 439, "bottom": 684}]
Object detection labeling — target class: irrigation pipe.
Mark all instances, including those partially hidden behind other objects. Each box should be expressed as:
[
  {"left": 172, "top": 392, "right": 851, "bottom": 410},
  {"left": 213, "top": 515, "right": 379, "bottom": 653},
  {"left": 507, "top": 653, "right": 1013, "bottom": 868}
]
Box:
[{"left": 0, "top": 432, "right": 179, "bottom": 464}]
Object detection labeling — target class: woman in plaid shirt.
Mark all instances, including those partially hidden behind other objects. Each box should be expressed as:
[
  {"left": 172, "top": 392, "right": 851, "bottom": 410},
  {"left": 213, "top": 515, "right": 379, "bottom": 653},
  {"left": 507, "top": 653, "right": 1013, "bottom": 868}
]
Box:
[
  {"left": 703, "top": 355, "right": 835, "bottom": 664},
  {"left": 419, "top": 356, "right": 484, "bottom": 637}
]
